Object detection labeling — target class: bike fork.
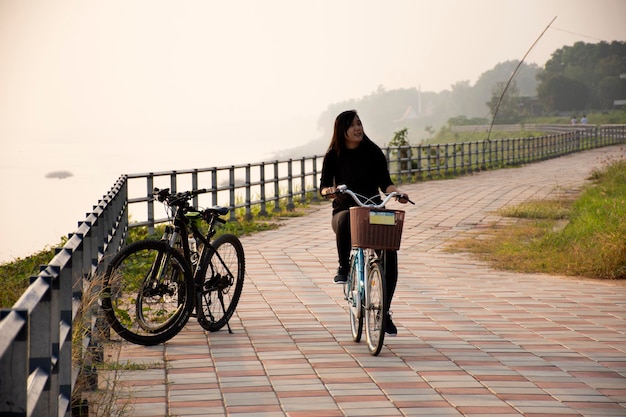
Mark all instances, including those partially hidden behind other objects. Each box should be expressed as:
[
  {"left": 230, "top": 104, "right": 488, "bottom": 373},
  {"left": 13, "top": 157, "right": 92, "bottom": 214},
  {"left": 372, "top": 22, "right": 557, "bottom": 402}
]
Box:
[{"left": 356, "top": 249, "right": 366, "bottom": 319}]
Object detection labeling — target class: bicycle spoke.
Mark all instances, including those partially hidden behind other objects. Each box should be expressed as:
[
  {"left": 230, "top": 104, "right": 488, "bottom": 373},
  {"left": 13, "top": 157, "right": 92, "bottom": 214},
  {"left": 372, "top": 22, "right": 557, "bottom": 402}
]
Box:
[
  {"left": 197, "top": 234, "right": 244, "bottom": 332},
  {"left": 101, "top": 240, "right": 194, "bottom": 346},
  {"left": 365, "top": 261, "right": 386, "bottom": 356}
]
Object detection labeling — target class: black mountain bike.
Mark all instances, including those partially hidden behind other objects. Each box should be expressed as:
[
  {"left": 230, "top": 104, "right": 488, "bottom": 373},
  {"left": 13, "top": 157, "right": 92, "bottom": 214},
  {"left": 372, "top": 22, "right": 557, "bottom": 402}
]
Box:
[{"left": 101, "top": 188, "right": 245, "bottom": 345}]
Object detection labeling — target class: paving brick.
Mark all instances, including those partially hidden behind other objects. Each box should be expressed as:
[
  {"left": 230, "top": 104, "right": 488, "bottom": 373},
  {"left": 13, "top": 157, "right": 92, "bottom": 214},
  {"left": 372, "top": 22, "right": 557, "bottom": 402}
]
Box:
[{"left": 106, "top": 146, "right": 626, "bottom": 416}]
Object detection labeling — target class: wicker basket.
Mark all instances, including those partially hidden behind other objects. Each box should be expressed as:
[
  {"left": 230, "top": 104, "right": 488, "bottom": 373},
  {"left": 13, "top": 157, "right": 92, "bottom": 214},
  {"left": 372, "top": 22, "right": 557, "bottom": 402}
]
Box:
[{"left": 349, "top": 207, "right": 405, "bottom": 250}]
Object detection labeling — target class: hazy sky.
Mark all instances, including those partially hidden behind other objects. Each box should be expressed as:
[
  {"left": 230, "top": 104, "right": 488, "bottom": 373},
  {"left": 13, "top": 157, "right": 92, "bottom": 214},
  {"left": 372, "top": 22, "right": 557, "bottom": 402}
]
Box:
[
  {"left": 1, "top": 0, "right": 625, "bottom": 148},
  {"left": 0, "top": 0, "right": 625, "bottom": 262}
]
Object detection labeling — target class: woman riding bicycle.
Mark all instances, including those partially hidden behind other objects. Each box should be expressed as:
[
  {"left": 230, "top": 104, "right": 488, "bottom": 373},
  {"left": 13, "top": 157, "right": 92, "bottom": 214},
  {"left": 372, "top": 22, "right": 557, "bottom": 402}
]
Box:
[{"left": 320, "top": 110, "right": 410, "bottom": 336}]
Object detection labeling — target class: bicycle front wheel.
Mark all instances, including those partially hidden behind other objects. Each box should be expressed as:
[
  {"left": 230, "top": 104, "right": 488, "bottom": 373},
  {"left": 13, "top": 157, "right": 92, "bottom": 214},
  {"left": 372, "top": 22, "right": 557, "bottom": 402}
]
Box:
[
  {"left": 348, "top": 251, "right": 363, "bottom": 343},
  {"left": 101, "top": 240, "right": 194, "bottom": 345},
  {"left": 197, "top": 234, "right": 245, "bottom": 332},
  {"left": 365, "top": 260, "right": 386, "bottom": 356}
]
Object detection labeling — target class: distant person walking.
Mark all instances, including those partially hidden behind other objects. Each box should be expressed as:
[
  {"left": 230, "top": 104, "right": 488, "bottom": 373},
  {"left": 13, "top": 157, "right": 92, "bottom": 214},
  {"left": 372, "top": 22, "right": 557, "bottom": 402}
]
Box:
[{"left": 581, "top": 115, "right": 588, "bottom": 124}]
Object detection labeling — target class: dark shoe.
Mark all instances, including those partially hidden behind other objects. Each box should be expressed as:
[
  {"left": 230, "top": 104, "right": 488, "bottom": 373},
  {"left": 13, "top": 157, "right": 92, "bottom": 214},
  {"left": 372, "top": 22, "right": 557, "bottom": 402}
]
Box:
[
  {"left": 334, "top": 266, "right": 348, "bottom": 284},
  {"left": 334, "top": 273, "right": 348, "bottom": 284},
  {"left": 384, "top": 313, "right": 397, "bottom": 337}
]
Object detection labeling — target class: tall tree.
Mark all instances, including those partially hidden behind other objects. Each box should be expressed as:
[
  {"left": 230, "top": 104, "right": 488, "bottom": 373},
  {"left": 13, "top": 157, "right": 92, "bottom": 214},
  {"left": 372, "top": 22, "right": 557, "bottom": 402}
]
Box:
[
  {"left": 487, "top": 81, "right": 522, "bottom": 123},
  {"left": 538, "top": 41, "right": 626, "bottom": 110},
  {"left": 537, "top": 75, "right": 589, "bottom": 112}
]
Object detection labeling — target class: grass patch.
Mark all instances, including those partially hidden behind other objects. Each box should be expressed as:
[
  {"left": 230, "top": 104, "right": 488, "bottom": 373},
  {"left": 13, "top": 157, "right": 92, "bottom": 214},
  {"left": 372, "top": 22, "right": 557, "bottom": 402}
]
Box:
[
  {"left": 498, "top": 199, "right": 571, "bottom": 220},
  {"left": 0, "top": 244, "right": 59, "bottom": 308},
  {"left": 97, "top": 360, "right": 162, "bottom": 372},
  {"left": 448, "top": 155, "right": 626, "bottom": 280}
]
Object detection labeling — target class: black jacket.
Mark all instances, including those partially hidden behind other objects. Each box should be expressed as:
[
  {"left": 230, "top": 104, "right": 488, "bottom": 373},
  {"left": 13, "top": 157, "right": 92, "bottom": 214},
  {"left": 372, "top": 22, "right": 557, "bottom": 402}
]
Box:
[{"left": 320, "top": 137, "right": 393, "bottom": 214}]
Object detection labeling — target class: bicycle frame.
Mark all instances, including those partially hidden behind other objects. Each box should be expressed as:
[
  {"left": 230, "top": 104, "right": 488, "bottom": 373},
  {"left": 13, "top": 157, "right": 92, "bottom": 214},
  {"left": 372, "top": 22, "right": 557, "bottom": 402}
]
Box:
[
  {"left": 329, "top": 184, "right": 413, "bottom": 355},
  {"left": 348, "top": 248, "right": 364, "bottom": 319},
  {"left": 158, "top": 194, "right": 223, "bottom": 280},
  {"left": 156, "top": 188, "right": 243, "bottom": 332},
  {"left": 161, "top": 206, "right": 226, "bottom": 286},
  {"left": 347, "top": 247, "right": 379, "bottom": 319}
]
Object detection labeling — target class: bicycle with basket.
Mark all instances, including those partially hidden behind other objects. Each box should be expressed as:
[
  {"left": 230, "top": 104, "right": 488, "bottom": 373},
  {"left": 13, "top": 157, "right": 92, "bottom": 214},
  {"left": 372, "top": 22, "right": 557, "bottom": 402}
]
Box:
[
  {"left": 101, "top": 187, "right": 245, "bottom": 346},
  {"left": 331, "top": 184, "right": 412, "bottom": 356}
]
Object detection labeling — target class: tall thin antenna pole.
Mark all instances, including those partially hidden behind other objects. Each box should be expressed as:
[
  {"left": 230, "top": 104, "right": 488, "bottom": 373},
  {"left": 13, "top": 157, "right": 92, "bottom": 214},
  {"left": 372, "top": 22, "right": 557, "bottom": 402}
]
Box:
[{"left": 486, "top": 16, "right": 557, "bottom": 141}]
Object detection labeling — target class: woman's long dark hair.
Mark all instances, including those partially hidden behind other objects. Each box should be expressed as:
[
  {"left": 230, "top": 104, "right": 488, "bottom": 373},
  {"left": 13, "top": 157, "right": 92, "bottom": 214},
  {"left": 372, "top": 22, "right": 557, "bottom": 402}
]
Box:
[{"left": 328, "top": 109, "right": 366, "bottom": 154}]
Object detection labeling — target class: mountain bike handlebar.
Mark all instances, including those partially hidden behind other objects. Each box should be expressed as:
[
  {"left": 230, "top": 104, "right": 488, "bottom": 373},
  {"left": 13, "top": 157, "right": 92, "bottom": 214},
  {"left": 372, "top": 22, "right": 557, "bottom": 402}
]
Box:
[{"left": 154, "top": 188, "right": 207, "bottom": 205}]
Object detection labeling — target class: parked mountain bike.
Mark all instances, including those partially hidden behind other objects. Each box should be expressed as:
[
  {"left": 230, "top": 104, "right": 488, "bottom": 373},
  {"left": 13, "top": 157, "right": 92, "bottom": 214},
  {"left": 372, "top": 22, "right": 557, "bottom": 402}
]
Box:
[
  {"left": 328, "top": 184, "right": 412, "bottom": 355},
  {"left": 101, "top": 188, "right": 245, "bottom": 346}
]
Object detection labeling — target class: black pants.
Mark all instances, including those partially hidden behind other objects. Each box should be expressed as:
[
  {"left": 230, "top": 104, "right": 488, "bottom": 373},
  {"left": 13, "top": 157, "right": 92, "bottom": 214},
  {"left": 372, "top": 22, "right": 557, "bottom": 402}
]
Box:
[{"left": 331, "top": 210, "right": 398, "bottom": 308}]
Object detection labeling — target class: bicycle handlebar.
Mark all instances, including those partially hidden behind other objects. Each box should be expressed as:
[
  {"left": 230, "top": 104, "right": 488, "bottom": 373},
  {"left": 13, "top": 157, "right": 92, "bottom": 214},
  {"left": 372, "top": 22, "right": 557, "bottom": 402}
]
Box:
[
  {"left": 153, "top": 188, "right": 229, "bottom": 226},
  {"left": 153, "top": 188, "right": 208, "bottom": 207},
  {"left": 328, "top": 184, "right": 415, "bottom": 207}
]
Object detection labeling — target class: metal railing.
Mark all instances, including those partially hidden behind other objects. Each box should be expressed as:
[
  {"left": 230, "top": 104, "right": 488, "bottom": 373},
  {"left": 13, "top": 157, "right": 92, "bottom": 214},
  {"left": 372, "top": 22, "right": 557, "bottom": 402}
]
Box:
[
  {"left": 0, "top": 177, "right": 128, "bottom": 417},
  {"left": 385, "top": 125, "right": 622, "bottom": 180},
  {"left": 1, "top": 124, "right": 624, "bottom": 416},
  {"left": 126, "top": 155, "right": 322, "bottom": 234}
]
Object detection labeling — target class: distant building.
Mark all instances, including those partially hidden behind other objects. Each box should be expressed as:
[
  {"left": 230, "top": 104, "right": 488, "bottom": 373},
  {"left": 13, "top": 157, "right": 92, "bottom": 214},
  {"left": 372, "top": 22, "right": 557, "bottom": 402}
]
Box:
[
  {"left": 395, "top": 105, "right": 419, "bottom": 122},
  {"left": 394, "top": 88, "right": 421, "bottom": 122}
]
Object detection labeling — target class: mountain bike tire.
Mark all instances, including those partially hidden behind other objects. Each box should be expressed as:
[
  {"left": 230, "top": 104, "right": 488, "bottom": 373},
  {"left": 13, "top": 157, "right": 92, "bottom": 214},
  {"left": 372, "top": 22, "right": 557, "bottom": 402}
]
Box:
[
  {"left": 197, "top": 234, "right": 245, "bottom": 332},
  {"left": 365, "top": 260, "right": 386, "bottom": 356},
  {"left": 101, "top": 240, "right": 194, "bottom": 345}
]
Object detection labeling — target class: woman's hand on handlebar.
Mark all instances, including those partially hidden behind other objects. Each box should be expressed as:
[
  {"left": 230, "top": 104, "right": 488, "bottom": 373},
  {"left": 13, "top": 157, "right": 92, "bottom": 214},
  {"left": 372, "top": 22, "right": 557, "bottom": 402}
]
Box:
[
  {"left": 385, "top": 185, "right": 414, "bottom": 205},
  {"left": 321, "top": 186, "right": 337, "bottom": 199},
  {"left": 396, "top": 193, "right": 414, "bottom": 205}
]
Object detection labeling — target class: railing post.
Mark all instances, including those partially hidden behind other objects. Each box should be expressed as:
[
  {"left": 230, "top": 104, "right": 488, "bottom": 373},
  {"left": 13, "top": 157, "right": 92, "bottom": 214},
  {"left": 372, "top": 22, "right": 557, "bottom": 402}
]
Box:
[
  {"left": 480, "top": 139, "right": 489, "bottom": 169},
  {"left": 300, "top": 158, "right": 307, "bottom": 204},
  {"left": 0, "top": 309, "right": 29, "bottom": 416},
  {"left": 192, "top": 169, "right": 199, "bottom": 208},
  {"left": 58, "top": 249, "right": 74, "bottom": 415},
  {"left": 211, "top": 168, "right": 218, "bottom": 207},
  {"left": 394, "top": 147, "right": 400, "bottom": 182},
  {"left": 245, "top": 164, "right": 252, "bottom": 221},
  {"left": 170, "top": 171, "right": 177, "bottom": 194},
  {"left": 229, "top": 166, "right": 236, "bottom": 222},
  {"left": 286, "top": 159, "right": 295, "bottom": 211},
  {"left": 458, "top": 143, "right": 464, "bottom": 174},
  {"left": 417, "top": 145, "right": 424, "bottom": 180},
  {"left": 436, "top": 144, "right": 441, "bottom": 177},
  {"left": 494, "top": 139, "right": 504, "bottom": 168},
  {"left": 28, "top": 273, "right": 52, "bottom": 417},
  {"left": 146, "top": 174, "right": 154, "bottom": 235},
  {"left": 272, "top": 161, "right": 281, "bottom": 213},
  {"left": 424, "top": 145, "right": 431, "bottom": 180},
  {"left": 406, "top": 146, "right": 413, "bottom": 182},
  {"left": 259, "top": 162, "right": 268, "bottom": 217},
  {"left": 506, "top": 138, "right": 524, "bottom": 165}
]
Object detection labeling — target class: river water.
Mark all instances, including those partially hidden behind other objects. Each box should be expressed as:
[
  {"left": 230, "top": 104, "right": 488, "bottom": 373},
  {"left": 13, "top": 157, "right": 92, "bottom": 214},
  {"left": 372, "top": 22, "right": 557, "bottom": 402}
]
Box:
[{"left": 0, "top": 122, "right": 321, "bottom": 263}]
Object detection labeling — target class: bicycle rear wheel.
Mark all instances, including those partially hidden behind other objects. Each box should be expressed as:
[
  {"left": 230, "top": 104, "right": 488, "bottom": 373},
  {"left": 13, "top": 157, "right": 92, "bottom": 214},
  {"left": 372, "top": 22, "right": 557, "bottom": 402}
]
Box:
[
  {"left": 348, "top": 251, "right": 363, "bottom": 343},
  {"left": 102, "top": 240, "right": 194, "bottom": 345},
  {"left": 365, "top": 260, "right": 386, "bottom": 356},
  {"left": 197, "top": 234, "right": 245, "bottom": 332}
]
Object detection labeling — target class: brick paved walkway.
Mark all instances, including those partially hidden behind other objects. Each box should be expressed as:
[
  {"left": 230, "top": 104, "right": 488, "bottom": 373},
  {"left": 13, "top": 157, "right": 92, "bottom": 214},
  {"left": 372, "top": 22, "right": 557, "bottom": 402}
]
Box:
[{"left": 107, "top": 145, "right": 626, "bottom": 417}]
